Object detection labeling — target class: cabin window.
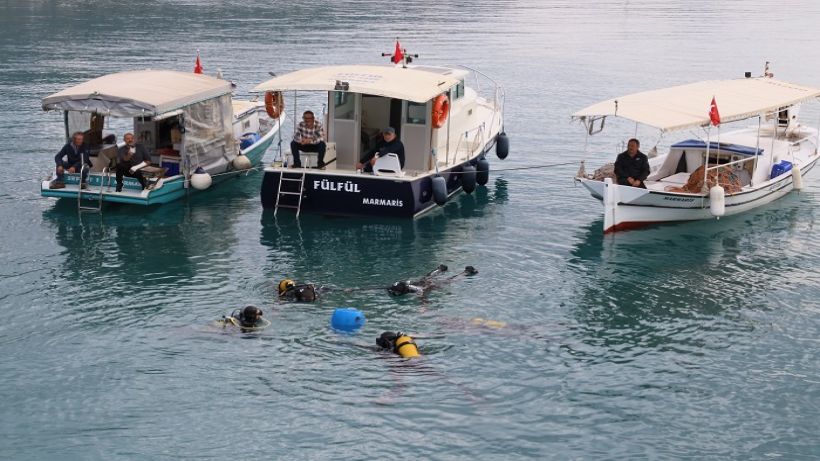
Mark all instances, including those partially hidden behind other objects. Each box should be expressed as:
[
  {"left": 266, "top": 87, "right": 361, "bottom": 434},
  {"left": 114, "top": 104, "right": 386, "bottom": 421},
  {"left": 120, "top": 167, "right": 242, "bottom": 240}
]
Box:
[
  {"left": 406, "top": 102, "right": 427, "bottom": 125},
  {"left": 452, "top": 80, "right": 465, "bottom": 100},
  {"left": 334, "top": 91, "right": 355, "bottom": 120}
]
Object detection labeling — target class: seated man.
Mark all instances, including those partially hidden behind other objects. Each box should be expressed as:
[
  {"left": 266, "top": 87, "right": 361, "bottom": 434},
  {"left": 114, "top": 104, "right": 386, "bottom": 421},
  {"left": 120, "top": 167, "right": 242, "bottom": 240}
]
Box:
[
  {"left": 614, "top": 138, "right": 650, "bottom": 188},
  {"left": 52, "top": 131, "right": 92, "bottom": 189},
  {"left": 290, "top": 110, "right": 326, "bottom": 168},
  {"left": 356, "top": 127, "right": 405, "bottom": 173},
  {"left": 116, "top": 132, "right": 150, "bottom": 192}
]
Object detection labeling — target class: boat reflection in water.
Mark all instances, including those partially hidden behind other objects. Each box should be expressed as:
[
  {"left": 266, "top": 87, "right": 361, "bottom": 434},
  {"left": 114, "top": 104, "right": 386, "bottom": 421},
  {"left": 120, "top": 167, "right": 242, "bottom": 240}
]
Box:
[{"left": 566, "top": 196, "right": 812, "bottom": 356}]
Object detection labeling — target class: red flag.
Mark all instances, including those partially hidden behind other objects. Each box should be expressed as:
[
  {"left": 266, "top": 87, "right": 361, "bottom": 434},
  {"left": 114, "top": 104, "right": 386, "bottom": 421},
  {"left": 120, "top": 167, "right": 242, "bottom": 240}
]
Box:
[
  {"left": 391, "top": 41, "right": 404, "bottom": 64},
  {"left": 194, "top": 52, "right": 203, "bottom": 74},
  {"left": 709, "top": 96, "right": 721, "bottom": 126}
]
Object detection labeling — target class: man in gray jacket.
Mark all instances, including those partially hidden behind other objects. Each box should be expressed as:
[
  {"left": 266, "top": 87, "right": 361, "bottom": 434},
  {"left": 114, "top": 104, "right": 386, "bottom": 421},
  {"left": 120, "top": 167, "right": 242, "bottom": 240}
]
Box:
[{"left": 116, "top": 132, "right": 150, "bottom": 192}]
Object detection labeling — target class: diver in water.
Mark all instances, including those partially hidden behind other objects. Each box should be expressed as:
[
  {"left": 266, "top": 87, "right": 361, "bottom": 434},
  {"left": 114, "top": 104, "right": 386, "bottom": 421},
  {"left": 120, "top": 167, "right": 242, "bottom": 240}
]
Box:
[
  {"left": 278, "top": 279, "right": 319, "bottom": 302},
  {"left": 387, "top": 265, "right": 478, "bottom": 297},
  {"left": 221, "top": 305, "right": 271, "bottom": 331},
  {"left": 376, "top": 331, "right": 421, "bottom": 358}
]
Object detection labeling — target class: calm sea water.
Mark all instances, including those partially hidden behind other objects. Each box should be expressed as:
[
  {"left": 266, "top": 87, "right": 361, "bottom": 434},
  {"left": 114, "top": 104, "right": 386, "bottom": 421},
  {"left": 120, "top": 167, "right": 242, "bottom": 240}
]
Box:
[{"left": 1, "top": 1, "right": 819, "bottom": 459}]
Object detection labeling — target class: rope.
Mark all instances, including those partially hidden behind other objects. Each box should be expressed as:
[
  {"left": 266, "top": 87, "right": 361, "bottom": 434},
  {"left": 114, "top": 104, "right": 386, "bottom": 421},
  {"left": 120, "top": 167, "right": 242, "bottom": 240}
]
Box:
[{"left": 24, "top": 159, "right": 580, "bottom": 185}]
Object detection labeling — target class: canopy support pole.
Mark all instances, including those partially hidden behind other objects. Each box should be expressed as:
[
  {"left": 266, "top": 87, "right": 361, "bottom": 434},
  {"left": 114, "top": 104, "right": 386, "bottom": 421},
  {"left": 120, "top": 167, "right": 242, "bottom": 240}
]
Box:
[
  {"left": 815, "top": 113, "right": 820, "bottom": 153},
  {"left": 753, "top": 115, "right": 761, "bottom": 186},
  {"left": 702, "top": 127, "right": 711, "bottom": 206},
  {"left": 771, "top": 112, "right": 777, "bottom": 167}
]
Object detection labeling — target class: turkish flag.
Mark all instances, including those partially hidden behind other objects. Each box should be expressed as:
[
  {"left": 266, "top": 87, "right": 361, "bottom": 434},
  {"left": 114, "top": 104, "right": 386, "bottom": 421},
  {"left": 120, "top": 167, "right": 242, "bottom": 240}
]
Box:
[
  {"left": 392, "top": 41, "right": 404, "bottom": 64},
  {"left": 709, "top": 96, "right": 721, "bottom": 126},
  {"left": 194, "top": 53, "right": 203, "bottom": 74}
]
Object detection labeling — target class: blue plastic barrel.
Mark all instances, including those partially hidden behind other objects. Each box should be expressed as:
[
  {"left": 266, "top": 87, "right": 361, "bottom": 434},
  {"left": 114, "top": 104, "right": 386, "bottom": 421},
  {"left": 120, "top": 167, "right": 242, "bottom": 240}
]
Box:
[
  {"left": 330, "top": 308, "right": 366, "bottom": 333},
  {"left": 240, "top": 132, "right": 261, "bottom": 150}
]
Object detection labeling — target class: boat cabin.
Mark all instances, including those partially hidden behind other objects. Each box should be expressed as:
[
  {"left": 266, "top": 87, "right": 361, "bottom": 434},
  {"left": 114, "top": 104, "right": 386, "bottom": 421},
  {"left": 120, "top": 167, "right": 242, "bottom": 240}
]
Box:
[
  {"left": 255, "top": 64, "right": 499, "bottom": 176},
  {"left": 42, "top": 70, "right": 240, "bottom": 180}
]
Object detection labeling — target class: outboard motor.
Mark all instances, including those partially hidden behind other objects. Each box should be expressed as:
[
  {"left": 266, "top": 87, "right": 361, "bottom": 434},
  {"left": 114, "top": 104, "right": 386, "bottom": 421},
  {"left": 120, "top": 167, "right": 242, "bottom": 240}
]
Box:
[
  {"left": 496, "top": 132, "right": 509, "bottom": 160},
  {"left": 461, "top": 165, "right": 477, "bottom": 194}
]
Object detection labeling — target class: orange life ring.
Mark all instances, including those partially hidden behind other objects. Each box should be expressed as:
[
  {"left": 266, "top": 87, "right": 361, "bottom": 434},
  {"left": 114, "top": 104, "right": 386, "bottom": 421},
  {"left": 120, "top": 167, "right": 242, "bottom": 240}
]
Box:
[
  {"left": 431, "top": 94, "right": 450, "bottom": 129},
  {"left": 264, "top": 91, "right": 284, "bottom": 119}
]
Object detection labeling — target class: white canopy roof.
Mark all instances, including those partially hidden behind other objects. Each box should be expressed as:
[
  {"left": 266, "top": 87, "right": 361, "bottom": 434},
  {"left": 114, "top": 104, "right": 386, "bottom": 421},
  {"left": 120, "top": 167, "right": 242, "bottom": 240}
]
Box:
[
  {"left": 573, "top": 77, "right": 820, "bottom": 132},
  {"left": 252, "top": 65, "right": 460, "bottom": 103},
  {"left": 42, "top": 70, "right": 232, "bottom": 117}
]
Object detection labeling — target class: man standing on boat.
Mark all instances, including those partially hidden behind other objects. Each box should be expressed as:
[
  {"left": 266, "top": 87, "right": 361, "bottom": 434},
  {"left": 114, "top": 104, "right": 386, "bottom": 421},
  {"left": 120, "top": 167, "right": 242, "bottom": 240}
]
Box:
[
  {"left": 357, "top": 127, "right": 405, "bottom": 173},
  {"left": 52, "top": 131, "right": 92, "bottom": 189},
  {"left": 115, "top": 132, "right": 149, "bottom": 192},
  {"left": 614, "top": 138, "right": 649, "bottom": 188},
  {"left": 290, "top": 110, "right": 326, "bottom": 169}
]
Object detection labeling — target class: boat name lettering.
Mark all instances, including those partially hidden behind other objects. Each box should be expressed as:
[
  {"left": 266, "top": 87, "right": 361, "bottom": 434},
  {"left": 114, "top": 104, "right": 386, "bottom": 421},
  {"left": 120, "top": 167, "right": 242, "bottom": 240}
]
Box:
[
  {"left": 362, "top": 198, "right": 404, "bottom": 207},
  {"left": 314, "top": 179, "right": 361, "bottom": 193},
  {"left": 663, "top": 196, "right": 695, "bottom": 203}
]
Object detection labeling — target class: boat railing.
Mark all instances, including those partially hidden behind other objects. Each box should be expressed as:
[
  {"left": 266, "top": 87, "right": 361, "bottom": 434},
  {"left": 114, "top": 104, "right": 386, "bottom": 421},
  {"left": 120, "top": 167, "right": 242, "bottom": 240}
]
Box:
[
  {"left": 703, "top": 156, "right": 756, "bottom": 185},
  {"left": 457, "top": 64, "right": 505, "bottom": 115},
  {"left": 450, "top": 123, "right": 486, "bottom": 165}
]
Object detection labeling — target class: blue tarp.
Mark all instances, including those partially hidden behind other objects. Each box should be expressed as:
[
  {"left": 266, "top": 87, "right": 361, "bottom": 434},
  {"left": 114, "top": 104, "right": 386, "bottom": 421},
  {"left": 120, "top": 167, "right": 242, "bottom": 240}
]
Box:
[{"left": 671, "top": 139, "right": 763, "bottom": 156}]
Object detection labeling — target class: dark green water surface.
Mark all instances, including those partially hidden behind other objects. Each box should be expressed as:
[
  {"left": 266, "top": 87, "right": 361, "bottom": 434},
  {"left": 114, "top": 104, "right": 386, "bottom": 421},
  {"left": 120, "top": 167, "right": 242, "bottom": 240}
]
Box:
[{"left": 1, "top": 1, "right": 819, "bottom": 459}]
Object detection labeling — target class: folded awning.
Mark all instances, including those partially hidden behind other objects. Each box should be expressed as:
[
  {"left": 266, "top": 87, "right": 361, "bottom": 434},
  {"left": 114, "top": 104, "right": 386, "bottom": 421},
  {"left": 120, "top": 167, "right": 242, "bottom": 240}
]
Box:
[{"left": 573, "top": 77, "right": 820, "bottom": 132}]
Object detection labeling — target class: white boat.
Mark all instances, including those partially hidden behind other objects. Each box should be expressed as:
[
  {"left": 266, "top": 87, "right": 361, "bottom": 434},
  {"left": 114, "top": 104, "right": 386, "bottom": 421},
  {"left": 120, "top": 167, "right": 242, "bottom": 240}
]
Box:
[
  {"left": 572, "top": 71, "right": 820, "bottom": 233},
  {"left": 252, "top": 44, "right": 508, "bottom": 218},
  {"left": 40, "top": 70, "right": 283, "bottom": 208}
]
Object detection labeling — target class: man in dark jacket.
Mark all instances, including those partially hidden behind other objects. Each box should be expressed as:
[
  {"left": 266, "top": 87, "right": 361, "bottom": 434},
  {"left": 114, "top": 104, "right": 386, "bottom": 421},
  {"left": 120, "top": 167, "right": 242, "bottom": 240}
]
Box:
[
  {"left": 356, "top": 127, "right": 405, "bottom": 173},
  {"left": 116, "top": 132, "right": 150, "bottom": 192},
  {"left": 52, "top": 131, "right": 92, "bottom": 189},
  {"left": 614, "top": 138, "right": 650, "bottom": 188}
]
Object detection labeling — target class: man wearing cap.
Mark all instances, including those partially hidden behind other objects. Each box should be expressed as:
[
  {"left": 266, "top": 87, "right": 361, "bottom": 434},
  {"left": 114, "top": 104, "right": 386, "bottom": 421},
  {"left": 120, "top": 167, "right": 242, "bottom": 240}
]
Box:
[{"left": 356, "top": 127, "right": 405, "bottom": 173}]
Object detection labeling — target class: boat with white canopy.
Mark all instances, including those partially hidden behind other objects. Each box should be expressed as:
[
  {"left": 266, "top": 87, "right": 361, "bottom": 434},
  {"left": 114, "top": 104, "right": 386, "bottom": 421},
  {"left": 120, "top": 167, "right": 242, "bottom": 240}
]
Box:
[
  {"left": 253, "top": 43, "right": 508, "bottom": 218},
  {"left": 573, "top": 69, "right": 820, "bottom": 233},
  {"left": 40, "top": 70, "right": 283, "bottom": 208}
]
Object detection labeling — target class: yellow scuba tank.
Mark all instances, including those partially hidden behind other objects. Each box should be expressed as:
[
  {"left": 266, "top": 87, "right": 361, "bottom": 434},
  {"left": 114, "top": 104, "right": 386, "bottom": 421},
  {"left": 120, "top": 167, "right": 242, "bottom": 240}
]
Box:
[
  {"left": 278, "top": 279, "right": 295, "bottom": 295},
  {"left": 394, "top": 334, "right": 420, "bottom": 358}
]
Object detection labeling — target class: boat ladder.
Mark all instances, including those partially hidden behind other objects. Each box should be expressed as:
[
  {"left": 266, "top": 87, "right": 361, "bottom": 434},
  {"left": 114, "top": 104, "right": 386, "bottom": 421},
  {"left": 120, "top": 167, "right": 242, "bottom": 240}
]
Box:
[
  {"left": 77, "top": 165, "right": 106, "bottom": 213},
  {"left": 274, "top": 170, "right": 305, "bottom": 217}
]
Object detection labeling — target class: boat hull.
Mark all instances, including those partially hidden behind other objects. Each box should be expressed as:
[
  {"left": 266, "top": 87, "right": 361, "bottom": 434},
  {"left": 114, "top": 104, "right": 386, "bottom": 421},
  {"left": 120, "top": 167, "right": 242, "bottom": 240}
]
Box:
[
  {"left": 261, "top": 148, "right": 493, "bottom": 218},
  {"left": 41, "top": 128, "right": 275, "bottom": 206},
  {"left": 579, "top": 154, "right": 818, "bottom": 233}
]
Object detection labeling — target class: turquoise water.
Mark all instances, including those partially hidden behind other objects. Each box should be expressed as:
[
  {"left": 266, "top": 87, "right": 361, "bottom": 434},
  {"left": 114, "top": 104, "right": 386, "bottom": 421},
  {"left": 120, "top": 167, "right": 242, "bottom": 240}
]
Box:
[{"left": 2, "top": 1, "right": 820, "bottom": 459}]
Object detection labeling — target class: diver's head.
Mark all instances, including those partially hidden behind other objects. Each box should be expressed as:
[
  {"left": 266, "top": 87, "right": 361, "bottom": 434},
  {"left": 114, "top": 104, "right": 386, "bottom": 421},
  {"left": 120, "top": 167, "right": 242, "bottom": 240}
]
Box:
[
  {"left": 278, "top": 279, "right": 295, "bottom": 295},
  {"left": 240, "top": 305, "right": 263, "bottom": 326},
  {"left": 376, "top": 331, "right": 398, "bottom": 350},
  {"left": 387, "top": 281, "right": 410, "bottom": 296},
  {"left": 294, "top": 284, "right": 317, "bottom": 302},
  {"left": 464, "top": 266, "right": 478, "bottom": 276},
  {"left": 377, "top": 331, "right": 419, "bottom": 357}
]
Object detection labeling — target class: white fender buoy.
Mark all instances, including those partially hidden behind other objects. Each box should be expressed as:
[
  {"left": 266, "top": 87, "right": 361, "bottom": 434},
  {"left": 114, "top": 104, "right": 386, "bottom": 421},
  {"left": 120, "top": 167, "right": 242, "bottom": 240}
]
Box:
[
  {"left": 233, "top": 154, "right": 252, "bottom": 170},
  {"left": 792, "top": 165, "right": 804, "bottom": 191},
  {"left": 191, "top": 167, "right": 212, "bottom": 190},
  {"left": 709, "top": 185, "right": 725, "bottom": 217}
]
